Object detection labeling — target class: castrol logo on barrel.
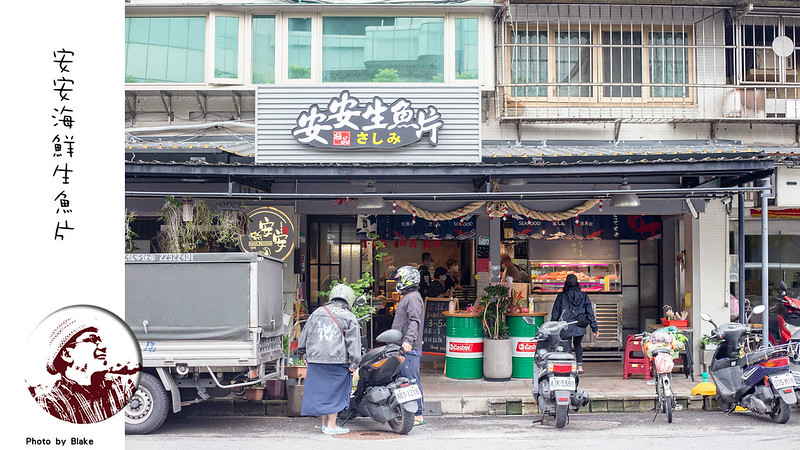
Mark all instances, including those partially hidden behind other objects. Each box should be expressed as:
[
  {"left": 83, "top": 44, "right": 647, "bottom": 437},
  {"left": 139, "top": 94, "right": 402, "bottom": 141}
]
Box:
[
  {"left": 516, "top": 342, "right": 537, "bottom": 352},
  {"left": 445, "top": 337, "right": 484, "bottom": 358},
  {"left": 511, "top": 336, "right": 537, "bottom": 357}
]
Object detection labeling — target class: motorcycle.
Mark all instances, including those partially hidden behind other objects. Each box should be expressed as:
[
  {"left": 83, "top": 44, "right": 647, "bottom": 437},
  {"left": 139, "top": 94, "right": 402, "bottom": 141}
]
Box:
[
  {"left": 768, "top": 280, "right": 800, "bottom": 346},
  {"left": 523, "top": 316, "right": 590, "bottom": 428},
  {"left": 338, "top": 327, "right": 421, "bottom": 434},
  {"left": 700, "top": 304, "right": 797, "bottom": 423}
]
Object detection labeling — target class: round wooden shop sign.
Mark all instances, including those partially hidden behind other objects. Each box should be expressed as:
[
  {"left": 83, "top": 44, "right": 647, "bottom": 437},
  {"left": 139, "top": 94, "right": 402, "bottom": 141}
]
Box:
[{"left": 239, "top": 207, "right": 295, "bottom": 260}]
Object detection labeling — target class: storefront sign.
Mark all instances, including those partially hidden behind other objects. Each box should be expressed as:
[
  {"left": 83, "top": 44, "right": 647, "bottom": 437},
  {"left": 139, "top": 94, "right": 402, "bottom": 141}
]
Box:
[
  {"left": 511, "top": 214, "right": 662, "bottom": 240},
  {"left": 292, "top": 90, "right": 444, "bottom": 149},
  {"left": 239, "top": 207, "right": 295, "bottom": 260},
  {"left": 357, "top": 214, "right": 476, "bottom": 240}
]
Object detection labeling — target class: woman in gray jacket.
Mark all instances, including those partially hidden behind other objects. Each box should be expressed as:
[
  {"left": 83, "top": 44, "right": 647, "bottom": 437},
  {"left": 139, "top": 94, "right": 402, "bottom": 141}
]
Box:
[{"left": 298, "top": 284, "right": 362, "bottom": 435}]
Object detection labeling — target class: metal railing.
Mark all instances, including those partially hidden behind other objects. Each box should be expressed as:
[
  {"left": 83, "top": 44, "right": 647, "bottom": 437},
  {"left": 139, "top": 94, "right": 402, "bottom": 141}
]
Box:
[{"left": 497, "top": 3, "right": 800, "bottom": 123}]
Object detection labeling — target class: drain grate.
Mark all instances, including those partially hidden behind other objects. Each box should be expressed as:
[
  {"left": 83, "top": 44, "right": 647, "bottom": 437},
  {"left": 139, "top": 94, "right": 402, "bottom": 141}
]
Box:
[{"left": 332, "top": 430, "right": 406, "bottom": 440}]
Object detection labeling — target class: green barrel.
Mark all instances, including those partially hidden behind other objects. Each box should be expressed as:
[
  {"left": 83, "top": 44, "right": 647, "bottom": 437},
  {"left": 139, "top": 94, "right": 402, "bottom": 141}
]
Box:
[
  {"left": 508, "top": 314, "right": 544, "bottom": 378},
  {"left": 445, "top": 314, "right": 483, "bottom": 379}
]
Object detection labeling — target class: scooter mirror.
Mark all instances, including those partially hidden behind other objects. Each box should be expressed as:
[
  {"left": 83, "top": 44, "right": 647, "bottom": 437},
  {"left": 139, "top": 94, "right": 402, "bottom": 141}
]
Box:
[
  {"left": 522, "top": 316, "right": 536, "bottom": 325},
  {"left": 780, "top": 280, "right": 788, "bottom": 294},
  {"left": 700, "top": 312, "right": 712, "bottom": 322},
  {"left": 752, "top": 304, "right": 766, "bottom": 315},
  {"left": 355, "top": 295, "right": 368, "bottom": 307}
]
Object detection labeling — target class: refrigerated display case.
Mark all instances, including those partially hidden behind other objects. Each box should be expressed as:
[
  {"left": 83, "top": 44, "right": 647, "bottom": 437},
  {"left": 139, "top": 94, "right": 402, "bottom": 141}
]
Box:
[
  {"left": 529, "top": 260, "right": 622, "bottom": 349},
  {"left": 530, "top": 261, "right": 621, "bottom": 293}
]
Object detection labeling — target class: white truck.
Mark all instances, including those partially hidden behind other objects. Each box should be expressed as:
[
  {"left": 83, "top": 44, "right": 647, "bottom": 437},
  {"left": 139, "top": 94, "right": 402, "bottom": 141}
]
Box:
[{"left": 124, "top": 253, "right": 285, "bottom": 434}]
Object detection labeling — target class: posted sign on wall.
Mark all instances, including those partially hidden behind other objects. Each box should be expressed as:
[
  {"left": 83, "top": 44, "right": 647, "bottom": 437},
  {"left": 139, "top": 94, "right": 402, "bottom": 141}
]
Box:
[
  {"left": 255, "top": 85, "right": 481, "bottom": 163},
  {"left": 239, "top": 207, "right": 295, "bottom": 261},
  {"left": 292, "top": 90, "right": 444, "bottom": 149}
]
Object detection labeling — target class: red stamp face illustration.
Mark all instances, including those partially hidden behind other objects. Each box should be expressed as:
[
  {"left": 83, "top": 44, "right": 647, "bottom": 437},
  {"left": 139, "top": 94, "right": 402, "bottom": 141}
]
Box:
[
  {"left": 26, "top": 306, "right": 142, "bottom": 424},
  {"left": 332, "top": 130, "right": 351, "bottom": 146}
]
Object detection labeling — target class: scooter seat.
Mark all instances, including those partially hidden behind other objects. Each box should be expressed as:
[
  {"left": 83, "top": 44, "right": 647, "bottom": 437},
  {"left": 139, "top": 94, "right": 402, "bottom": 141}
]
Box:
[
  {"left": 543, "top": 352, "right": 575, "bottom": 362},
  {"left": 361, "top": 346, "right": 386, "bottom": 366}
]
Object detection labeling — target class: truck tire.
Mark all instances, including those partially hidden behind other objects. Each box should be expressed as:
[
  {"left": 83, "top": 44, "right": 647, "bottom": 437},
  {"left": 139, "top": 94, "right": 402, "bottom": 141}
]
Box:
[{"left": 125, "top": 373, "right": 170, "bottom": 435}]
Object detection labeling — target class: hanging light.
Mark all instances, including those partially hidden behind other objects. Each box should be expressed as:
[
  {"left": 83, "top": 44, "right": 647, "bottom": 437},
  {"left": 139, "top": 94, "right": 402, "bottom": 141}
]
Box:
[
  {"left": 610, "top": 177, "right": 640, "bottom": 207},
  {"left": 355, "top": 180, "right": 385, "bottom": 210}
]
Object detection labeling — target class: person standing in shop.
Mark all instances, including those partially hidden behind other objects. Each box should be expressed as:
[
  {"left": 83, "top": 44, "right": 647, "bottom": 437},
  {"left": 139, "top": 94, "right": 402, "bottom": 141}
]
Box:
[
  {"left": 427, "top": 267, "right": 449, "bottom": 298},
  {"left": 551, "top": 273, "right": 599, "bottom": 374},
  {"left": 444, "top": 258, "right": 463, "bottom": 292},
  {"left": 391, "top": 266, "right": 426, "bottom": 426},
  {"left": 500, "top": 254, "right": 530, "bottom": 283},
  {"left": 418, "top": 252, "right": 434, "bottom": 299}
]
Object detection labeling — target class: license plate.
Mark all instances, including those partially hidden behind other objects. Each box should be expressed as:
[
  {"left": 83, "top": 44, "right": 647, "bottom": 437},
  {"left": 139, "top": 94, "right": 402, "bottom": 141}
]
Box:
[
  {"left": 394, "top": 385, "right": 422, "bottom": 403},
  {"left": 770, "top": 373, "right": 796, "bottom": 390},
  {"left": 549, "top": 376, "right": 576, "bottom": 391},
  {"left": 794, "top": 372, "right": 800, "bottom": 386}
]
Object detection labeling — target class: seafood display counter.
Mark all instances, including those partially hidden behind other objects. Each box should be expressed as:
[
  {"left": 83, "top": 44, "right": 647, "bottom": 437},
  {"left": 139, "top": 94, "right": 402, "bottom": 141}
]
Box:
[{"left": 528, "top": 260, "right": 623, "bottom": 349}]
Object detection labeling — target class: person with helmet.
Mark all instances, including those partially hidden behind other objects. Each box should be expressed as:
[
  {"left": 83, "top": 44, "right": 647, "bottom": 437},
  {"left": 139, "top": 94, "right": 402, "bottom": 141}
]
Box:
[
  {"left": 390, "top": 265, "right": 426, "bottom": 425},
  {"left": 298, "top": 284, "right": 362, "bottom": 435}
]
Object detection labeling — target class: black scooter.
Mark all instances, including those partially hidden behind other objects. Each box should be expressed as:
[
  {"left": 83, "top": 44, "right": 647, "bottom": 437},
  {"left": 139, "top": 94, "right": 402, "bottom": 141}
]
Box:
[
  {"left": 339, "top": 328, "right": 420, "bottom": 434},
  {"left": 701, "top": 304, "right": 797, "bottom": 423},
  {"left": 523, "top": 316, "right": 590, "bottom": 428}
]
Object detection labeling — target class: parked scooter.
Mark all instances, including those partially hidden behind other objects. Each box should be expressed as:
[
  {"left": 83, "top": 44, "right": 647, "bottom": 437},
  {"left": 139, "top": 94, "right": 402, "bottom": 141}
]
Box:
[
  {"left": 791, "top": 328, "right": 800, "bottom": 404},
  {"left": 523, "top": 316, "right": 590, "bottom": 428},
  {"left": 769, "top": 280, "right": 800, "bottom": 345},
  {"left": 701, "top": 304, "right": 797, "bottom": 423},
  {"left": 339, "top": 328, "right": 421, "bottom": 434}
]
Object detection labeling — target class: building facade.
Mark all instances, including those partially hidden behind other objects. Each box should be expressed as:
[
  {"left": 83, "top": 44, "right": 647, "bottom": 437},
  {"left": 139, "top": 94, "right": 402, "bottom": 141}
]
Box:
[{"left": 124, "top": 0, "right": 799, "bottom": 366}]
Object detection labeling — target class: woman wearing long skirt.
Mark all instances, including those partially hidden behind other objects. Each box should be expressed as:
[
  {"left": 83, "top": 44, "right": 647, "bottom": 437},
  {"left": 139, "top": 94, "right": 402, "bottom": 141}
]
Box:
[{"left": 298, "top": 284, "right": 362, "bottom": 435}]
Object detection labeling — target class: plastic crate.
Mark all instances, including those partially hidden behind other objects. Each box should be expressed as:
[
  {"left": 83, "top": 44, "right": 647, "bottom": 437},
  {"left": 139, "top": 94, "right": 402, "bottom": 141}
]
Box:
[{"left": 661, "top": 318, "right": 689, "bottom": 327}]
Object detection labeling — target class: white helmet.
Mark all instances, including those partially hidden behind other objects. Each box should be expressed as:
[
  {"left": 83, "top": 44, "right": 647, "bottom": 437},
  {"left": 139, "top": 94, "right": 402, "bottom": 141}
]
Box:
[
  {"left": 393, "top": 266, "right": 420, "bottom": 294},
  {"left": 329, "top": 284, "right": 356, "bottom": 308}
]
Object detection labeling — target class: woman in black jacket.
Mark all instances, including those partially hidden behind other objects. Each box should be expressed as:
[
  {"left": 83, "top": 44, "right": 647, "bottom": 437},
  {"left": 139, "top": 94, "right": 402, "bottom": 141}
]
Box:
[{"left": 550, "top": 274, "right": 599, "bottom": 373}]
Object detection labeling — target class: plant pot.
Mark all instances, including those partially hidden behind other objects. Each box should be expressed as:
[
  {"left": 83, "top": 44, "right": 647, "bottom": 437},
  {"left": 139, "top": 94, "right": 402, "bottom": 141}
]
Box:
[
  {"left": 286, "top": 365, "right": 307, "bottom": 380},
  {"left": 264, "top": 379, "right": 286, "bottom": 400},
  {"left": 483, "top": 338, "right": 512, "bottom": 381},
  {"left": 244, "top": 387, "right": 265, "bottom": 401}
]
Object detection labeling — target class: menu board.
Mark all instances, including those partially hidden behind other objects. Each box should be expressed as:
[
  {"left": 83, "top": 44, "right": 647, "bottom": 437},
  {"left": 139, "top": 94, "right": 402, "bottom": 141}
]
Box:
[{"left": 422, "top": 298, "right": 450, "bottom": 355}]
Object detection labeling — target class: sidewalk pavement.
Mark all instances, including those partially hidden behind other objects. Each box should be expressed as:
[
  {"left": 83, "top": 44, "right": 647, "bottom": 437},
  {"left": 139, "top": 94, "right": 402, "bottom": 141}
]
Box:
[{"left": 419, "top": 361, "right": 705, "bottom": 415}]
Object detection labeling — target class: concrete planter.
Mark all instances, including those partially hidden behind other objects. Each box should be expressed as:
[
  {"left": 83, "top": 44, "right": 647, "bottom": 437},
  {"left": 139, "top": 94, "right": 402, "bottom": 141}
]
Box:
[{"left": 483, "top": 338, "right": 512, "bottom": 381}]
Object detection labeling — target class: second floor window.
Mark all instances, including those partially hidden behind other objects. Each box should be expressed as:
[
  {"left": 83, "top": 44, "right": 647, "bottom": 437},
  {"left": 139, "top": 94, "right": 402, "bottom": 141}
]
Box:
[
  {"left": 125, "top": 17, "right": 205, "bottom": 83},
  {"left": 506, "top": 26, "right": 693, "bottom": 102},
  {"left": 322, "top": 17, "right": 444, "bottom": 83}
]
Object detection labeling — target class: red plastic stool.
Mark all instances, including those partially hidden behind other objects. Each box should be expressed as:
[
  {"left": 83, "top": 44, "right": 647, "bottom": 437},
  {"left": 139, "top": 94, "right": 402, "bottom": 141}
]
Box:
[{"left": 622, "top": 335, "right": 651, "bottom": 380}]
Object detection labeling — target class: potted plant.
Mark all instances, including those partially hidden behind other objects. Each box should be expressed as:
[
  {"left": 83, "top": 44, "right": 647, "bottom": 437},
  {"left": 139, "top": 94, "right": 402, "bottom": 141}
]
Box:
[
  {"left": 285, "top": 355, "right": 307, "bottom": 380},
  {"left": 479, "top": 285, "right": 513, "bottom": 381},
  {"left": 700, "top": 334, "right": 723, "bottom": 368},
  {"left": 215, "top": 206, "right": 248, "bottom": 252},
  {"left": 244, "top": 382, "right": 266, "bottom": 401}
]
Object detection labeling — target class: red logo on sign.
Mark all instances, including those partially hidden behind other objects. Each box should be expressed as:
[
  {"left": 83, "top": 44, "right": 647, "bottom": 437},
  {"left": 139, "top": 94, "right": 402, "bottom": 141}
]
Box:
[
  {"left": 516, "top": 342, "right": 538, "bottom": 352},
  {"left": 448, "top": 342, "right": 483, "bottom": 353},
  {"left": 333, "top": 131, "right": 351, "bottom": 146}
]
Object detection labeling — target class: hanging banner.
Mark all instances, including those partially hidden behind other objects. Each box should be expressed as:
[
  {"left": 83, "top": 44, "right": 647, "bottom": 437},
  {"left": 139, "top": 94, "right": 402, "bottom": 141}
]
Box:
[
  {"left": 357, "top": 214, "right": 476, "bottom": 240},
  {"left": 239, "top": 207, "right": 296, "bottom": 260},
  {"left": 511, "top": 214, "right": 661, "bottom": 240}
]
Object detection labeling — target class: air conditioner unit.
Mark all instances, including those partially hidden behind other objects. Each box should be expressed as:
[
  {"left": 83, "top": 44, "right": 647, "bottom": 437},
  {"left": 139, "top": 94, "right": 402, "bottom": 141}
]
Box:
[
  {"left": 755, "top": 51, "right": 795, "bottom": 71},
  {"left": 776, "top": 166, "right": 800, "bottom": 207}
]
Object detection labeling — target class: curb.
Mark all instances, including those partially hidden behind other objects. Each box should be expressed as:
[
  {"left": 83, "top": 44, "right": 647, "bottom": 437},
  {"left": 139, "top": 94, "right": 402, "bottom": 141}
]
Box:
[{"left": 192, "top": 396, "right": 800, "bottom": 417}]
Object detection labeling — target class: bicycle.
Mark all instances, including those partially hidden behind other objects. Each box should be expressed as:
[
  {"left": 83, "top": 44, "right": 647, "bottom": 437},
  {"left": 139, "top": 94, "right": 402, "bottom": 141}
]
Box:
[{"left": 641, "top": 329, "right": 686, "bottom": 423}]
